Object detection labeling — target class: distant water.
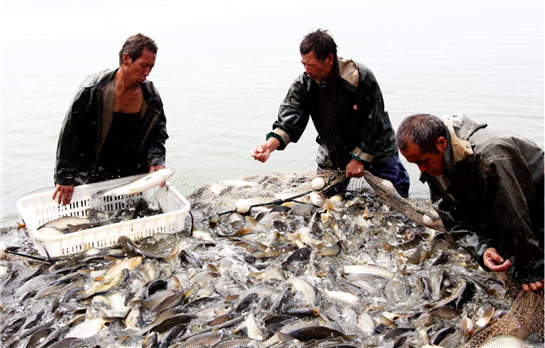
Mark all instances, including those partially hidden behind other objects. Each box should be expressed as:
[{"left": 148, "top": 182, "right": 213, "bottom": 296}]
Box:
[{"left": 1, "top": 1, "right": 543, "bottom": 227}]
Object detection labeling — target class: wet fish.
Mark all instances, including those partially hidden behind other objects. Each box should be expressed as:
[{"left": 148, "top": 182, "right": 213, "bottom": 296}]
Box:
[
  {"left": 343, "top": 264, "right": 395, "bottom": 280},
  {"left": 292, "top": 227, "right": 323, "bottom": 248},
  {"left": 245, "top": 312, "right": 269, "bottom": 340},
  {"left": 282, "top": 246, "right": 312, "bottom": 269},
  {"left": 430, "top": 281, "right": 474, "bottom": 309},
  {"left": 383, "top": 271, "right": 411, "bottom": 304},
  {"left": 177, "top": 331, "right": 223, "bottom": 348},
  {"left": 323, "top": 289, "right": 363, "bottom": 307},
  {"left": 288, "top": 203, "right": 319, "bottom": 217},
  {"left": 78, "top": 268, "right": 130, "bottom": 299},
  {"left": 479, "top": 334, "right": 543, "bottom": 348},
  {"left": 37, "top": 216, "right": 91, "bottom": 235},
  {"left": 65, "top": 318, "right": 108, "bottom": 339},
  {"left": 118, "top": 236, "right": 172, "bottom": 260},
  {"left": 286, "top": 276, "right": 316, "bottom": 306},
  {"left": 213, "top": 337, "right": 256, "bottom": 348},
  {"left": 249, "top": 267, "right": 286, "bottom": 281},
  {"left": 94, "top": 168, "right": 174, "bottom": 197},
  {"left": 270, "top": 286, "right": 293, "bottom": 312},
  {"left": 316, "top": 241, "right": 342, "bottom": 256},
  {"left": 284, "top": 326, "right": 345, "bottom": 341}
]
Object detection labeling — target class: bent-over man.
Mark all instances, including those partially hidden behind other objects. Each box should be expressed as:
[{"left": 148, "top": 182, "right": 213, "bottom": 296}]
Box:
[{"left": 397, "top": 113, "right": 543, "bottom": 292}]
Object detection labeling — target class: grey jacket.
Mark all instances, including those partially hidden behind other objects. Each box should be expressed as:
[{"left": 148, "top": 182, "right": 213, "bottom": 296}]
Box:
[
  {"left": 422, "top": 115, "right": 544, "bottom": 284},
  {"left": 269, "top": 56, "right": 397, "bottom": 169},
  {"left": 54, "top": 69, "right": 168, "bottom": 186}
]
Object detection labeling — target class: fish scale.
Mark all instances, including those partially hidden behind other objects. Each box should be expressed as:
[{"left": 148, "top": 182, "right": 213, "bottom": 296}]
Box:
[{"left": 175, "top": 331, "right": 223, "bottom": 348}]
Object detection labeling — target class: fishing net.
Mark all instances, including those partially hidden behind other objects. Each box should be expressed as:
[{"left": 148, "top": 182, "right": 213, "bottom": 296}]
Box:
[
  {"left": 187, "top": 170, "right": 544, "bottom": 345},
  {"left": 186, "top": 169, "right": 445, "bottom": 231},
  {"left": 461, "top": 275, "right": 544, "bottom": 347}
]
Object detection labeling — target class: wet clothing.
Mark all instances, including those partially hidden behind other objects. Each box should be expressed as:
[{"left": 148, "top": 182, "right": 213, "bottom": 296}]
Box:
[
  {"left": 55, "top": 69, "right": 168, "bottom": 186},
  {"left": 267, "top": 55, "right": 409, "bottom": 195},
  {"left": 93, "top": 111, "right": 141, "bottom": 182},
  {"left": 422, "top": 115, "right": 544, "bottom": 284}
]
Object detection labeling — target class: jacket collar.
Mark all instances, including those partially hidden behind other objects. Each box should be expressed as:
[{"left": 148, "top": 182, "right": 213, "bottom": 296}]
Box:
[
  {"left": 442, "top": 115, "right": 474, "bottom": 173},
  {"left": 98, "top": 68, "right": 158, "bottom": 152},
  {"left": 305, "top": 55, "right": 360, "bottom": 92},
  {"left": 420, "top": 115, "right": 487, "bottom": 183},
  {"left": 337, "top": 56, "right": 359, "bottom": 89}
]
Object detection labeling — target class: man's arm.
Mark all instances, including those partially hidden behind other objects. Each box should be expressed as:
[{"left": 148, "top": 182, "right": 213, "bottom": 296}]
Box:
[
  {"left": 488, "top": 151, "right": 544, "bottom": 287},
  {"left": 146, "top": 109, "right": 168, "bottom": 168},
  {"left": 54, "top": 84, "right": 91, "bottom": 205},
  {"left": 252, "top": 76, "right": 310, "bottom": 162}
]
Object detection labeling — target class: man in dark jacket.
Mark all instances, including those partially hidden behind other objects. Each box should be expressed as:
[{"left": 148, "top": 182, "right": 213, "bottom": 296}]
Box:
[
  {"left": 53, "top": 33, "right": 168, "bottom": 205},
  {"left": 251, "top": 29, "right": 410, "bottom": 197},
  {"left": 397, "top": 113, "right": 544, "bottom": 292}
]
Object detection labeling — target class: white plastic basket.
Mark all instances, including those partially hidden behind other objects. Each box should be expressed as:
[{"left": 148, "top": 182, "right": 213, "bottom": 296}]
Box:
[{"left": 16, "top": 174, "right": 190, "bottom": 258}]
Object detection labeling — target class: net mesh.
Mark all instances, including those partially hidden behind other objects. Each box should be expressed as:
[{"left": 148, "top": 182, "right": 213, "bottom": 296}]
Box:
[
  {"left": 186, "top": 170, "right": 543, "bottom": 345},
  {"left": 187, "top": 169, "right": 445, "bottom": 231},
  {"left": 461, "top": 275, "right": 544, "bottom": 347}
]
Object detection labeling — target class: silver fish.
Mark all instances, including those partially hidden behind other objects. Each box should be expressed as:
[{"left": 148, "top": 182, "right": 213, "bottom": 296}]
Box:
[
  {"left": 479, "top": 334, "right": 543, "bottom": 348},
  {"left": 343, "top": 264, "right": 395, "bottom": 280},
  {"left": 94, "top": 168, "right": 174, "bottom": 197}
]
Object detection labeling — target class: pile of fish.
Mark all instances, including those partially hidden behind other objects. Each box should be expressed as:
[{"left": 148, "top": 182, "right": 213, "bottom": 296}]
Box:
[
  {"left": 36, "top": 198, "right": 163, "bottom": 237},
  {"left": 0, "top": 190, "right": 537, "bottom": 348}
]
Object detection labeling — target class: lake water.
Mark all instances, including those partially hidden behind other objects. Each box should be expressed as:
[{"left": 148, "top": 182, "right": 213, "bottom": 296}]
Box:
[{"left": 1, "top": 1, "right": 543, "bottom": 227}]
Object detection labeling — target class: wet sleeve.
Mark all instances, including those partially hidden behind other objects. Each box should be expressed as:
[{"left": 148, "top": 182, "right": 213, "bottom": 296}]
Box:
[
  {"left": 486, "top": 147, "right": 544, "bottom": 283},
  {"left": 147, "top": 102, "right": 169, "bottom": 167},
  {"left": 54, "top": 87, "right": 90, "bottom": 186},
  {"left": 271, "top": 78, "right": 311, "bottom": 151}
]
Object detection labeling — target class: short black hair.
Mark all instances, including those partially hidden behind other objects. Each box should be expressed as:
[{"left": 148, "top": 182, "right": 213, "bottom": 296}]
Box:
[
  {"left": 118, "top": 33, "right": 158, "bottom": 66},
  {"left": 299, "top": 29, "right": 337, "bottom": 62},
  {"left": 396, "top": 114, "right": 447, "bottom": 154}
]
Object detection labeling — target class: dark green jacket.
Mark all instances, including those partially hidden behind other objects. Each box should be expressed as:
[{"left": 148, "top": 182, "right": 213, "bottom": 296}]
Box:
[
  {"left": 54, "top": 69, "right": 168, "bottom": 186},
  {"left": 422, "top": 115, "right": 544, "bottom": 284},
  {"left": 269, "top": 56, "right": 397, "bottom": 169}
]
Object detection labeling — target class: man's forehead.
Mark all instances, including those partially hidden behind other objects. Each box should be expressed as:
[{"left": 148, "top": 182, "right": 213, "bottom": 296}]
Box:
[{"left": 401, "top": 142, "right": 424, "bottom": 159}]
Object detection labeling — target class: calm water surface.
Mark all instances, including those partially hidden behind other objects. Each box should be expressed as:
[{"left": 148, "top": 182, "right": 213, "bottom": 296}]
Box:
[{"left": 1, "top": 1, "right": 543, "bottom": 227}]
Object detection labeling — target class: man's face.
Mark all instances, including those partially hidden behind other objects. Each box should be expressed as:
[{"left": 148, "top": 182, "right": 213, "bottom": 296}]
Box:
[
  {"left": 400, "top": 139, "right": 448, "bottom": 176},
  {"left": 301, "top": 51, "right": 334, "bottom": 81},
  {"left": 123, "top": 48, "right": 156, "bottom": 86}
]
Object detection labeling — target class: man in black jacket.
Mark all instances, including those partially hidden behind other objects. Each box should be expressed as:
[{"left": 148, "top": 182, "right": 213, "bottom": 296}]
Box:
[
  {"left": 252, "top": 29, "right": 409, "bottom": 197},
  {"left": 53, "top": 33, "right": 168, "bottom": 205},
  {"left": 397, "top": 113, "right": 544, "bottom": 292}
]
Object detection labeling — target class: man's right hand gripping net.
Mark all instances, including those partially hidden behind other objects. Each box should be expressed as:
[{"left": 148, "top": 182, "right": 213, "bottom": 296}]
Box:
[{"left": 186, "top": 170, "right": 543, "bottom": 344}]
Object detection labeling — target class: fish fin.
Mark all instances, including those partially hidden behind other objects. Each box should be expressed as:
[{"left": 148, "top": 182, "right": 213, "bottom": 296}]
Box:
[
  {"left": 276, "top": 332, "right": 294, "bottom": 342},
  {"left": 255, "top": 241, "right": 268, "bottom": 251}
]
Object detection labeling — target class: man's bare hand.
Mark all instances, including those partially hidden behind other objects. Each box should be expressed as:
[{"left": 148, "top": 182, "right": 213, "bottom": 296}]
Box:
[
  {"left": 483, "top": 248, "right": 512, "bottom": 272},
  {"left": 52, "top": 184, "right": 75, "bottom": 206},
  {"left": 346, "top": 158, "right": 364, "bottom": 178},
  {"left": 149, "top": 165, "right": 166, "bottom": 187},
  {"left": 251, "top": 144, "right": 271, "bottom": 163},
  {"left": 522, "top": 280, "right": 544, "bottom": 292},
  {"left": 252, "top": 137, "right": 280, "bottom": 163}
]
